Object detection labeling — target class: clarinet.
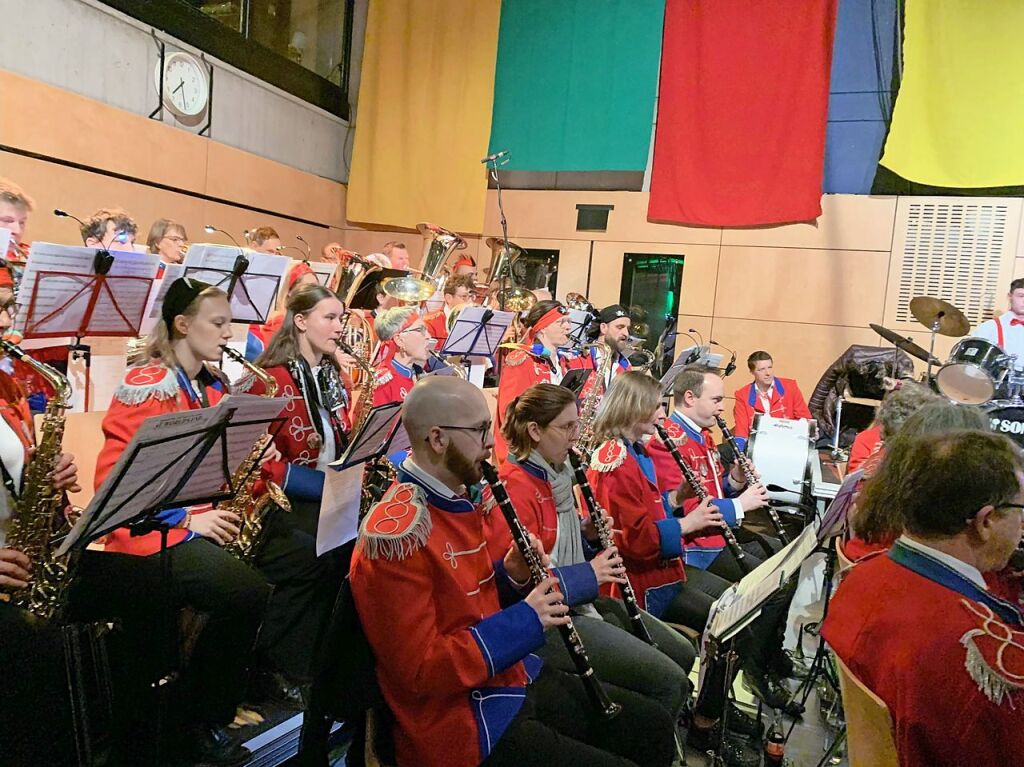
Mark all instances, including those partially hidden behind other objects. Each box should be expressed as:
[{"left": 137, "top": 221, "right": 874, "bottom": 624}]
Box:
[
  {"left": 652, "top": 423, "right": 752, "bottom": 574},
  {"left": 567, "top": 449, "right": 656, "bottom": 647},
  {"left": 481, "top": 461, "right": 622, "bottom": 720},
  {"left": 714, "top": 416, "right": 791, "bottom": 544}
]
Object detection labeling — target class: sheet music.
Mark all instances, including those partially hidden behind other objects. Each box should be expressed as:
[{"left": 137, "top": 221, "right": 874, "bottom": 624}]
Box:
[
  {"left": 305, "top": 259, "right": 337, "bottom": 289},
  {"left": 16, "top": 242, "right": 160, "bottom": 337},
  {"left": 566, "top": 308, "right": 592, "bottom": 346},
  {"left": 818, "top": 469, "right": 862, "bottom": 541},
  {"left": 184, "top": 244, "right": 289, "bottom": 324},
  {"left": 442, "top": 307, "right": 514, "bottom": 357},
  {"left": 316, "top": 464, "right": 363, "bottom": 556},
  {"left": 659, "top": 346, "right": 726, "bottom": 393},
  {"left": 330, "top": 402, "right": 402, "bottom": 468},
  {"left": 0, "top": 228, "right": 10, "bottom": 258}
]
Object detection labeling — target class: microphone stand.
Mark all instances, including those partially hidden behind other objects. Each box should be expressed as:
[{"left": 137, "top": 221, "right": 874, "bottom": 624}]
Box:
[{"left": 485, "top": 152, "right": 512, "bottom": 313}]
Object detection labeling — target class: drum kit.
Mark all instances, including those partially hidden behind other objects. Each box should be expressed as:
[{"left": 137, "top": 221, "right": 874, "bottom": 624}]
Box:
[{"left": 871, "top": 296, "right": 1024, "bottom": 446}]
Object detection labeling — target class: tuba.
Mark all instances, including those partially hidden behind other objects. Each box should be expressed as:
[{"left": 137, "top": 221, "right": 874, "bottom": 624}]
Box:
[
  {"left": 485, "top": 237, "right": 536, "bottom": 312},
  {"left": 336, "top": 250, "right": 379, "bottom": 377},
  {"left": 0, "top": 339, "right": 74, "bottom": 620},
  {"left": 219, "top": 345, "right": 291, "bottom": 563},
  {"left": 382, "top": 223, "right": 466, "bottom": 303}
]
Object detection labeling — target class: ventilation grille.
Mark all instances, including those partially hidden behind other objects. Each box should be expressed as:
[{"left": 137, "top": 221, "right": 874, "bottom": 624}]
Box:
[{"left": 895, "top": 202, "right": 1009, "bottom": 327}]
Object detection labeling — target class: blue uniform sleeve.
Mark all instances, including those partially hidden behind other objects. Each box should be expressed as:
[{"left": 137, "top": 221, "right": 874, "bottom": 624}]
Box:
[
  {"left": 551, "top": 562, "right": 598, "bottom": 607},
  {"left": 157, "top": 507, "right": 188, "bottom": 527},
  {"left": 282, "top": 463, "right": 325, "bottom": 500},
  {"left": 469, "top": 600, "right": 546, "bottom": 677},
  {"left": 655, "top": 517, "right": 684, "bottom": 559}
]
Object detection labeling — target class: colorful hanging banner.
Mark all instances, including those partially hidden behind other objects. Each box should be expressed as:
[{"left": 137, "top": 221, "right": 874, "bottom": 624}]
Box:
[
  {"left": 879, "top": 0, "right": 1024, "bottom": 188},
  {"left": 487, "top": 0, "right": 664, "bottom": 172},
  {"left": 648, "top": 0, "right": 838, "bottom": 226},
  {"left": 346, "top": 0, "right": 501, "bottom": 233}
]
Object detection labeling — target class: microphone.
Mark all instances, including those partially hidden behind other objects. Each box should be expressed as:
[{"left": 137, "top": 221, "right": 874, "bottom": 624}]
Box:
[
  {"left": 276, "top": 245, "right": 307, "bottom": 258},
  {"left": 710, "top": 338, "right": 737, "bottom": 377},
  {"left": 54, "top": 208, "right": 91, "bottom": 246},
  {"left": 295, "top": 234, "right": 312, "bottom": 259},
  {"left": 688, "top": 328, "right": 704, "bottom": 347},
  {"left": 480, "top": 149, "right": 509, "bottom": 164},
  {"left": 204, "top": 224, "right": 243, "bottom": 251}
]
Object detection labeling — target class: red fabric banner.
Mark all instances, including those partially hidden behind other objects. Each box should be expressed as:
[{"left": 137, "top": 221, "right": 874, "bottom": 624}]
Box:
[{"left": 648, "top": 0, "right": 838, "bottom": 227}]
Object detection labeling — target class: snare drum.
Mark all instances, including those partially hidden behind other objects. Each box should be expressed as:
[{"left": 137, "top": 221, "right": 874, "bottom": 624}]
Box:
[
  {"left": 935, "top": 337, "right": 1009, "bottom": 405},
  {"left": 746, "top": 415, "right": 815, "bottom": 501},
  {"left": 985, "top": 404, "right": 1024, "bottom": 448}
]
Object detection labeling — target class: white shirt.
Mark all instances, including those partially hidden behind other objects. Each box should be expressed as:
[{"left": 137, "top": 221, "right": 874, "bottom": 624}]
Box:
[
  {"left": 898, "top": 535, "right": 987, "bottom": 591},
  {"left": 403, "top": 457, "right": 461, "bottom": 499},
  {"left": 754, "top": 381, "right": 774, "bottom": 415},
  {"left": 975, "top": 316, "right": 1024, "bottom": 369},
  {"left": 674, "top": 410, "right": 744, "bottom": 523},
  {"left": 0, "top": 416, "right": 25, "bottom": 548}
]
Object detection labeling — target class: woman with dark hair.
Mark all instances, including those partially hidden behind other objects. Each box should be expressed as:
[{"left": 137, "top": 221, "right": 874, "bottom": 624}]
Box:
[
  {"left": 494, "top": 299, "right": 584, "bottom": 464},
  {"left": 485, "top": 382, "right": 696, "bottom": 725},
  {"left": 71, "top": 278, "right": 269, "bottom": 766}
]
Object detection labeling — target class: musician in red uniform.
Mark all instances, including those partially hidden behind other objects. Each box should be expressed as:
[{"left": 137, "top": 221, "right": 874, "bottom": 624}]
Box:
[
  {"left": 70, "top": 278, "right": 269, "bottom": 766},
  {"left": 731, "top": 351, "right": 812, "bottom": 450},
  {"left": 584, "top": 371, "right": 764, "bottom": 765},
  {"left": 245, "top": 260, "right": 320, "bottom": 360},
  {"left": 422, "top": 274, "right": 475, "bottom": 347},
  {"left": 372, "top": 306, "right": 430, "bottom": 407},
  {"left": 0, "top": 176, "right": 31, "bottom": 270},
  {"left": 485, "top": 382, "right": 696, "bottom": 723},
  {"left": 243, "top": 283, "right": 353, "bottom": 700},
  {"left": 349, "top": 375, "right": 675, "bottom": 767},
  {"left": 823, "top": 430, "right": 1024, "bottom": 767},
  {"left": 494, "top": 300, "right": 582, "bottom": 464},
  {"left": 0, "top": 291, "right": 80, "bottom": 766}
]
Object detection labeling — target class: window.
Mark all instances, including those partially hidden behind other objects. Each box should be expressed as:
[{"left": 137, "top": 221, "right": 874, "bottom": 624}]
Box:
[
  {"left": 620, "top": 253, "right": 685, "bottom": 371},
  {"left": 102, "top": 0, "right": 354, "bottom": 118},
  {"left": 516, "top": 248, "right": 559, "bottom": 296}
]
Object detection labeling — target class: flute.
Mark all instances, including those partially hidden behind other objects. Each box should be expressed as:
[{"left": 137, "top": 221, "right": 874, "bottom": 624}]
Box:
[
  {"left": 567, "top": 449, "right": 656, "bottom": 647},
  {"left": 481, "top": 461, "right": 621, "bottom": 720},
  {"left": 714, "top": 416, "right": 791, "bottom": 544},
  {"left": 652, "top": 423, "right": 752, "bottom": 574}
]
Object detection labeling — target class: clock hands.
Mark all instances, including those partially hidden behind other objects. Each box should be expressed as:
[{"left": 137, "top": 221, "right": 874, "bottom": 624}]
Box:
[{"left": 171, "top": 78, "right": 189, "bottom": 111}]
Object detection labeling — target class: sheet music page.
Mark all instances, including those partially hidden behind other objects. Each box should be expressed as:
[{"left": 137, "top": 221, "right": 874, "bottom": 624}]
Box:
[
  {"left": 185, "top": 245, "right": 288, "bottom": 323},
  {"left": 317, "top": 464, "right": 364, "bottom": 556},
  {"left": 0, "top": 228, "right": 10, "bottom": 257},
  {"left": 442, "top": 307, "right": 514, "bottom": 356},
  {"left": 307, "top": 260, "right": 337, "bottom": 288},
  {"left": 330, "top": 402, "right": 402, "bottom": 468},
  {"left": 735, "top": 521, "right": 820, "bottom": 597},
  {"left": 140, "top": 264, "right": 187, "bottom": 334}
]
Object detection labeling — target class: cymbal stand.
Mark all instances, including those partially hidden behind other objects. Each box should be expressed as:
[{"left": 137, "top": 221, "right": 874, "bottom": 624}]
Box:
[{"left": 925, "top": 314, "right": 943, "bottom": 383}]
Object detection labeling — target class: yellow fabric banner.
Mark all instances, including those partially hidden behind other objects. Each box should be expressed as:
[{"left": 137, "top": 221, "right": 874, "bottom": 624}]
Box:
[
  {"left": 346, "top": 0, "right": 500, "bottom": 234},
  {"left": 880, "top": 0, "right": 1024, "bottom": 188}
]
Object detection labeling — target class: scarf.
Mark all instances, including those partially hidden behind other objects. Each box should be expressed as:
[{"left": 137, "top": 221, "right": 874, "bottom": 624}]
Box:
[{"left": 527, "top": 450, "right": 585, "bottom": 568}]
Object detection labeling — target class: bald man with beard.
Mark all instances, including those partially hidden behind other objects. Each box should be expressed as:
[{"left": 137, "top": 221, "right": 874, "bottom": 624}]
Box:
[{"left": 348, "top": 377, "right": 675, "bottom": 767}]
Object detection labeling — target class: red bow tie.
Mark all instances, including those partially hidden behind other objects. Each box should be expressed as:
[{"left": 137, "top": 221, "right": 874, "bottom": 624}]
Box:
[{"left": 1011, "top": 318, "right": 1024, "bottom": 327}]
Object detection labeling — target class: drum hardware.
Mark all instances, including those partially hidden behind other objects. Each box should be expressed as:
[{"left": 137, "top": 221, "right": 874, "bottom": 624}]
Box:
[
  {"left": 868, "top": 323, "right": 940, "bottom": 367},
  {"left": 747, "top": 415, "right": 815, "bottom": 504},
  {"left": 935, "top": 337, "right": 1012, "bottom": 405},
  {"left": 909, "top": 296, "right": 970, "bottom": 382}
]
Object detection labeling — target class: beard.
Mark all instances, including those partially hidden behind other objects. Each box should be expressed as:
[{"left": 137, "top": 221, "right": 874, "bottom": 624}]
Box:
[{"left": 443, "top": 442, "right": 483, "bottom": 487}]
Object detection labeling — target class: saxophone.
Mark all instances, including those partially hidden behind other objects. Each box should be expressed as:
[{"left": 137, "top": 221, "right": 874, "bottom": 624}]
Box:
[
  {"left": 338, "top": 339, "right": 377, "bottom": 434},
  {"left": 219, "top": 345, "right": 291, "bottom": 563},
  {"left": 0, "top": 339, "right": 74, "bottom": 620},
  {"left": 575, "top": 343, "right": 615, "bottom": 455}
]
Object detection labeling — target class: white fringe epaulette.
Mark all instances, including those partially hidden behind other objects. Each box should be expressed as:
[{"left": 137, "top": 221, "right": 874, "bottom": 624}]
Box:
[
  {"left": 589, "top": 439, "right": 627, "bottom": 473},
  {"left": 113, "top": 364, "right": 180, "bottom": 405},
  {"left": 357, "top": 482, "right": 432, "bottom": 561},
  {"left": 375, "top": 369, "right": 393, "bottom": 386},
  {"left": 959, "top": 600, "right": 1024, "bottom": 707},
  {"left": 234, "top": 373, "right": 258, "bottom": 394}
]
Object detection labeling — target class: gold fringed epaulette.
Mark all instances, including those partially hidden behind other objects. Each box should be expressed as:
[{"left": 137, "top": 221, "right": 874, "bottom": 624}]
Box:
[
  {"left": 959, "top": 600, "right": 1024, "bottom": 707},
  {"left": 590, "top": 439, "right": 627, "bottom": 473},
  {"left": 504, "top": 349, "right": 529, "bottom": 367},
  {"left": 358, "top": 483, "right": 432, "bottom": 561},
  {"left": 661, "top": 419, "right": 688, "bottom": 446},
  {"left": 233, "top": 373, "right": 258, "bottom": 394},
  {"left": 113, "top": 364, "right": 179, "bottom": 405},
  {"left": 375, "top": 369, "right": 394, "bottom": 386}
]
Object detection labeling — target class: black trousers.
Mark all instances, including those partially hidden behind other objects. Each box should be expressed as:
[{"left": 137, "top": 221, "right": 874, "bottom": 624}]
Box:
[
  {"left": 255, "top": 501, "right": 347, "bottom": 681},
  {"left": 69, "top": 538, "right": 270, "bottom": 727},
  {"left": 0, "top": 602, "right": 74, "bottom": 766},
  {"left": 481, "top": 665, "right": 675, "bottom": 767}
]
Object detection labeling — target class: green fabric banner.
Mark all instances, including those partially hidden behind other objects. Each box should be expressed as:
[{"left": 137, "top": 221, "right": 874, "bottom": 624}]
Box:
[{"left": 488, "top": 0, "right": 665, "bottom": 172}]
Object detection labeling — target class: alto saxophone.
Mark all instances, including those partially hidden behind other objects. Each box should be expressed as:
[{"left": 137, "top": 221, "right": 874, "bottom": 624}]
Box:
[
  {"left": 575, "top": 343, "right": 615, "bottom": 456},
  {"left": 219, "top": 345, "right": 291, "bottom": 563},
  {"left": 0, "top": 339, "right": 74, "bottom": 620}
]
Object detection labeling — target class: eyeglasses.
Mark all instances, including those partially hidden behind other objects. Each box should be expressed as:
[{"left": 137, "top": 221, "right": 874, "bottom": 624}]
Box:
[
  {"left": 399, "top": 326, "right": 428, "bottom": 336},
  {"left": 163, "top": 235, "right": 187, "bottom": 244},
  {"left": 437, "top": 422, "right": 493, "bottom": 446},
  {"left": 548, "top": 421, "right": 582, "bottom": 439},
  {"left": 995, "top": 503, "right": 1024, "bottom": 515}
]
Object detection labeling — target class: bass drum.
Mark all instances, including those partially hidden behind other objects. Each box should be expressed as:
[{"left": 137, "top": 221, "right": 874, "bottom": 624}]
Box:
[
  {"left": 936, "top": 337, "right": 1009, "bottom": 405},
  {"left": 746, "top": 415, "right": 815, "bottom": 501},
  {"left": 985, "top": 405, "right": 1024, "bottom": 448}
]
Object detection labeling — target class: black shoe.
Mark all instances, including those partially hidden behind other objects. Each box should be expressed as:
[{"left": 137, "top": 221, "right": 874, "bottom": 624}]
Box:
[
  {"left": 723, "top": 702, "right": 763, "bottom": 737},
  {"left": 256, "top": 670, "right": 310, "bottom": 709},
  {"left": 770, "top": 649, "right": 809, "bottom": 680},
  {"left": 686, "top": 723, "right": 760, "bottom": 767},
  {"left": 743, "top": 670, "right": 805, "bottom": 717},
  {"left": 185, "top": 724, "right": 251, "bottom": 767}
]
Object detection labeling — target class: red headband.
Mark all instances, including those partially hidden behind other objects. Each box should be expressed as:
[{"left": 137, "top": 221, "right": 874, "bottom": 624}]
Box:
[
  {"left": 453, "top": 255, "right": 476, "bottom": 269},
  {"left": 0, "top": 267, "right": 13, "bottom": 290},
  {"left": 375, "top": 310, "right": 423, "bottom": 366},
  {"left": 526, "top": 306, "right": 565, "bottom": 342},
  {"left": 287, "top": 261, "right": 316, "bottom": 291}
]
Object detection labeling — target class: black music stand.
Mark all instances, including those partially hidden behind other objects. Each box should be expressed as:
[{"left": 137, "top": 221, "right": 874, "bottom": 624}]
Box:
[
  {"left": 441, "top": 307, "right": 514, "bottom": 370},
  {"left": 330, "top": 402, "right": 404, "bottom": 471},
  {"left": 184, "top": 246, "right": 287, "bottom": 325}
]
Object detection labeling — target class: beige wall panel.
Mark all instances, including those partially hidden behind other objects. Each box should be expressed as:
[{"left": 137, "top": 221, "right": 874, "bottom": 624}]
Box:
[
  {"left": 3, "top": 151, "right": 207, "bottom": 245},
  {"left": 715, "top": 246, "right": 889, "bottom": 327},
  {"left": 586, "top": 242, "right": 626, "bottom": 309},
  {"left": 676, "top": 315, "right": 713, "bottom": 346},
  {"left": 482, "top": 190, "right": 721, "bottom": 246},
  {"left": 200, "top": 199, "right": 332, "bottom": 256},
  {"left": 709, "top": 318, "right": 882, "bottom": 402},
  {"left": 722, "top": 195, "right": 898, "bottom": 252},
  {"left": 206, "top": 142, "right": 345, "bottom": 226},
  {"left": 0, "top": 70, "right": 209, "bottom": 194},
  {"left": 63, "top": 410, "right": 107, "bottom": 507}
]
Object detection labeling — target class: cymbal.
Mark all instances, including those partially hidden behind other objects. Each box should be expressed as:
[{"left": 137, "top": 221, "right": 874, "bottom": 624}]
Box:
[
  {"left": 909, "top": 296, "right": 969, "bottom": 337},
  {"left": 869, "top": 323, "right": 941, "bottom": 365}
]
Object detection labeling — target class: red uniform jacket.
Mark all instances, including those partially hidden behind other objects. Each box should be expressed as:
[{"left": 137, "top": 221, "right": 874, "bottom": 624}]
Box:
[
  {"left": 647, "top": 413, "right": 743, "bottom": 570},
  {"left": 822, "top": 541, "right": 1024, "bottom": 767},
  {"left": 238, "top": 362, "right": 351, "bottom": 501},
  {"left": 482, "top": 458, "right": 599, "bottom": 606},
  {"left": 732, "top": 377, "right": 812, "bottom": 447},
  {"left": 494, "top": 345, "right": 584, "bottom": 465},
  {"left": 95, "top": 362, "right": 227, "bottom": 556},
  {"left": 0, "top": 370, "right": 35, "bottom": 486},
  {"left": 349, "top": 464, "right": 545, "bottom": 767},
  {"left": 846, "top": 424, "right": 882, "bottom": 473},
  {"left": 586, "top": 439, "right": 686, "bottom": 618},
  {"left": 372, "top": 358, "right": 419, "bottom": 407},
  {"left": 422, "top": 308, "right": 449, "bottom": 347}
]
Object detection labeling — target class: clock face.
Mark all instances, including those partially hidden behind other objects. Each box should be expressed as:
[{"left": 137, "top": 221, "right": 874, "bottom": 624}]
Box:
[{"left": 157, "top": 53, "right": 209, "bottom": 120}]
